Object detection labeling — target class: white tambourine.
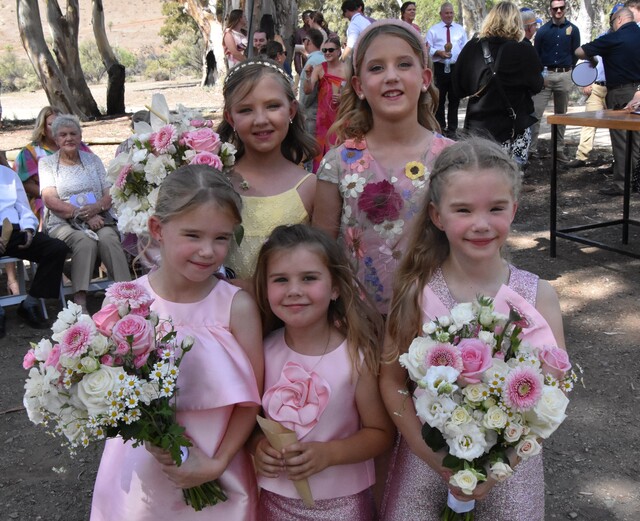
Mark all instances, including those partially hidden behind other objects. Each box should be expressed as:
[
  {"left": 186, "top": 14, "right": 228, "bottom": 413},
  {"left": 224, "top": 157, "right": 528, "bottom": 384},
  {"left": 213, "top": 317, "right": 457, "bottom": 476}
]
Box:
[{"left": 571, "top": 62, "right": 598, "bottom": 87}]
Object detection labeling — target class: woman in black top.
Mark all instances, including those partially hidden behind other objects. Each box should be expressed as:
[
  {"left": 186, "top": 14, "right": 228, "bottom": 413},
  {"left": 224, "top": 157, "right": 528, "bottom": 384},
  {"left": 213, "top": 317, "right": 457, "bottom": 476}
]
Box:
[{"left": 454, "top": 1, "right": 543, "bottom": 165}]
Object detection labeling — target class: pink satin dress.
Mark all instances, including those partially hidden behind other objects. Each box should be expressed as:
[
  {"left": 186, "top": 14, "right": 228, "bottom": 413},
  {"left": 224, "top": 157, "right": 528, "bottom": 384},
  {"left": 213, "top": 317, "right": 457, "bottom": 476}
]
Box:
[
  {"left": 91, "top": 276, "right": 260, "bottom": 521},
  {"left": 258, "top": 329, "right": 376, "bottom": 520},
  {"left": 381, "top": 266, "right": 554, "bottom": 521}
]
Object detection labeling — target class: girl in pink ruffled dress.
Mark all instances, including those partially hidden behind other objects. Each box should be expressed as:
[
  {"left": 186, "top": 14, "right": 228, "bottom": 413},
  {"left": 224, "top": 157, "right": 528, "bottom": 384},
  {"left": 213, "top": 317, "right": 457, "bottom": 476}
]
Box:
[
  {"left": 380, "top": 138, "right": 568, "bottom": 521},
  {"left": 313, "top": 19, "right": 454, "bottom": 315},
  {"left": 250, "top": 224, "right": 394, "bottom": 520},
  {"left": 90, "top": 166, "right": 264, "bottom": 521}
]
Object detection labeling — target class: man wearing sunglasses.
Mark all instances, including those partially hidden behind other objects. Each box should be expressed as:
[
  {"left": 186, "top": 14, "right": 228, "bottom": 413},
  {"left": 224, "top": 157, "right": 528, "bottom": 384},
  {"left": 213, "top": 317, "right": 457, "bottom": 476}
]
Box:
[{"left": 529, "top": 0, "right": 581, "bottom": 162}]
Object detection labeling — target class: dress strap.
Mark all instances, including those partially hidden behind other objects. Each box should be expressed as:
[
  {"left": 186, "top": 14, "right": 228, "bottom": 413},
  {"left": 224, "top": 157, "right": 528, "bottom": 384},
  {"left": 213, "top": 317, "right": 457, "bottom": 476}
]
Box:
[{"left": 293, "top": 173, "right": 314, "bottom": 190}]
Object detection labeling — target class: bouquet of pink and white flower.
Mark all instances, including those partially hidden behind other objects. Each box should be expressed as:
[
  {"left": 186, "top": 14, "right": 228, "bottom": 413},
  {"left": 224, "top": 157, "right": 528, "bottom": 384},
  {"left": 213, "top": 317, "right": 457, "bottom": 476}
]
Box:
[
  {"left": 23, "top": 281, "right": 227, "bottom": 511},
  {"left": 107, "top": 95, "right": 236, "bottom": 235},
  {"left": 399, "top": 296, "right": 578, "bottom": 521}
]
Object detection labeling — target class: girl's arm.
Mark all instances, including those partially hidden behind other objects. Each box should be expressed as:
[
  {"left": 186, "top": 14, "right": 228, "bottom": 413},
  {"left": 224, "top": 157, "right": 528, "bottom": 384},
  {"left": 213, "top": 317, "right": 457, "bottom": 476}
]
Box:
[
  {"left": 223, "top": 31, "right": 246, "bottom": 63},
  {"left": 303, "top": 64, "right": 324, "bottom": 95},
  {"left": 536, "top": 279, "right": 566, "bottom": 349},
  {"left": 312, "top": 179, "right": 342, "bottom": 239},
  {"left": 282, "top": 364, "right": 395, "bottom": 481}
]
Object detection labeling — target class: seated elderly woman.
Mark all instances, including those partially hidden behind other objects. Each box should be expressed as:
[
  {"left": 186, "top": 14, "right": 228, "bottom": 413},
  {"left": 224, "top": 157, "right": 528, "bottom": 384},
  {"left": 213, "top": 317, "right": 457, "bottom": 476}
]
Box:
[{"left": 39, "top": 114, "right": 130, "bottom": 311}]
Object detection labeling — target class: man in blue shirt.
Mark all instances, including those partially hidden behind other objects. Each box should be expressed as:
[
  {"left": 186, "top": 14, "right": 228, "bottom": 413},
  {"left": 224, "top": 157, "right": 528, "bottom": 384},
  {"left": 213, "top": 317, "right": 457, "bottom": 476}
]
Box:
[
  {"left": 576, "top": 7, "right": 640, "bottom": 195},
  {"left": 530, "top": 0, "right": 580, "bottom": 161}
]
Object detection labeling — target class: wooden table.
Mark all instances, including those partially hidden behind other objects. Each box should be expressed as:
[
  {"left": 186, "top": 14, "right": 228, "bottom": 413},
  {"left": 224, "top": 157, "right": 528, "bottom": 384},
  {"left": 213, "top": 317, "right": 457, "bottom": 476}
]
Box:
[{"left": 548, "top": 110, "right": 640, "bottom": 258}]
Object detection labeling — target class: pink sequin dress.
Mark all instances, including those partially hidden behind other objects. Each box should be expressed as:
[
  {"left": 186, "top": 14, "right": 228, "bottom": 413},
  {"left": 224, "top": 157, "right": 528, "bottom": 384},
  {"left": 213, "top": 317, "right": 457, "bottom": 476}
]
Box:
[
  {"left": 316, "top": 134, "right": 453, "bottom": 314},
  {"left": 381, "top": 265, "right": 553, "bottom": 521},
  {"left": 258, "top": 329, "right": 376, "bottom": 520},
  {"left": 91, "top": 276, "right": 261, "bottom": 521}
]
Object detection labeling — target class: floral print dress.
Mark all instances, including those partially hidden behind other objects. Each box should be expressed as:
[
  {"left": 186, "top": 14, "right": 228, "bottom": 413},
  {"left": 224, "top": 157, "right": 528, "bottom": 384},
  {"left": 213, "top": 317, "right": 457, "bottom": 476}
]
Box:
[{"left": 317, "top": 135, "right": 452, "bottom": 314}]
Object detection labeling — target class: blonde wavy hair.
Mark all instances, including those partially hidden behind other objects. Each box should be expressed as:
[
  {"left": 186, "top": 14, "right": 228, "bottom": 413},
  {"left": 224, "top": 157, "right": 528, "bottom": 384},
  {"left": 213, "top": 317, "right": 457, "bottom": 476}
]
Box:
[
  {"left": 479, "top": 1, "right": 525, "bottom": 41},
  {"left": 330, "top": 20, "right": 440, "bottom": 142}
]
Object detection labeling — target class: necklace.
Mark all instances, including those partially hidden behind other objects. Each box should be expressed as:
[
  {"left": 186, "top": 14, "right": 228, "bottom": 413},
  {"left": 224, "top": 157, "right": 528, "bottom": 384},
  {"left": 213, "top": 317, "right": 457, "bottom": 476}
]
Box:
[{"left": 285, "top": 327, "right": 333, "bottom": 372}]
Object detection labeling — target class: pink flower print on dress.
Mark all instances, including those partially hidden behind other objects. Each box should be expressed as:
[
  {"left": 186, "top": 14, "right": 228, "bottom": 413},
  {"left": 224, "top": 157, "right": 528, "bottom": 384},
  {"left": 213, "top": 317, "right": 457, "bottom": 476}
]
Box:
[
  {"left": 357, "top": 180, "right": 404, "bottom": 225},
  {"left": 262, "top": 361, "right": 331, "bottom": 439},
  {"left": 345, "top": 227, "right": 365, "bottom": 260},
  {"left": 344, "top": 138, "right": 366, "bottom": 150},
  {"left": 350, "top": 152, "right": 371, "bottom": 173}
]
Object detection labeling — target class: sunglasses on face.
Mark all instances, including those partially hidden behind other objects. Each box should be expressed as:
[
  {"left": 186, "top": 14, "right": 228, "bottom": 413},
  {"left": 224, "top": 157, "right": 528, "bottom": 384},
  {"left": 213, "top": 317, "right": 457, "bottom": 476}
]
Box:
[
  {"left": 551, "top": 6, "right": 566, "bottom": 11},
  {"left": 322, "top": 48, "right": 337, "bottom": 53}
]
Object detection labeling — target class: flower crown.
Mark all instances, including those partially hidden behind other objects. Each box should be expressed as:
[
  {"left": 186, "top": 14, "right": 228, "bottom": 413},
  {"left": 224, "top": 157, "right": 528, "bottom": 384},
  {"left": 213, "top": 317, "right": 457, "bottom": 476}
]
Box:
[{"left": 224, "top": 59, "right": 290, "bottom": 87}]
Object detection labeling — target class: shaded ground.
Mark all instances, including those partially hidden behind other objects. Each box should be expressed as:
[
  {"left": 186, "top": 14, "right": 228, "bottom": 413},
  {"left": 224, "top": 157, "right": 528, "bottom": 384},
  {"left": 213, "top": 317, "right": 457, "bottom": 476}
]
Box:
[{"left": 1, "top": 84, "right": 639, "bottom": 521}]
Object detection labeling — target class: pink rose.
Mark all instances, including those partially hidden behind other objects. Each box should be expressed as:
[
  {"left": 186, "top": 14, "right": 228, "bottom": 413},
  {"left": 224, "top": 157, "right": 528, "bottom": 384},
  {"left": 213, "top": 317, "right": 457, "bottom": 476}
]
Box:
[
  {"left": 92, "top": 304, "right": 121, "bottom": 336},
  {"left": 538, "top": 345, "right": 571, "bottom": 380},
  {"left": 101, "top": 354, "right": 115, "bottom": 366},
  {"left": 458, "top": 338, "right": 493, "bottom": 384},
  {"left": 23, "top": 350, "right": 37, "bottom": 370},
  {"left": 45, "top": 345, "right": 61, "bottom": 369},
  {"left": 111, "top": 315, "right": 155, "bottom": 360},
  {"left": 182, "top": 128, "right": 222, "bottom": 153},
  {"left": 189, "top": 151, "right": 223, "bottom": 169},
  {"left": 134, "top": 352, "right": 151, "bottom": 368},
  {"left": 262, "top": 361, "right": 331, "bottom": 439},
  {"left": 189, "top": 119, "right": 213, "bottom": 128}
]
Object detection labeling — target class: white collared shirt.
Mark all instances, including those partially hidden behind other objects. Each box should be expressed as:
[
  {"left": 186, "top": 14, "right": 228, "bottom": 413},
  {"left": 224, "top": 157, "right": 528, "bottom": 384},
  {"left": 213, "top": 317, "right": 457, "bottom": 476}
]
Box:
[
  {"left": 426, "top": 21, "right": 468, "bottom": 63},
  {"left": 346, "top": 12, "right": 371, "bottom": 49},
  {"left": 0, "top": 165, "right": 38, "bottom": 231}
]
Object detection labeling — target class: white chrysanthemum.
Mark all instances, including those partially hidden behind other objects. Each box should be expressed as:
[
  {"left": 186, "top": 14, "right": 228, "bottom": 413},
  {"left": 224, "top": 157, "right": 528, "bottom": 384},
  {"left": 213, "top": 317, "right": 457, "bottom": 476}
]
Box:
[
  {"left": 373, "top": 219, "right": 404, "bottom": 240},
  {"left": 450, "top": 302, "right": 475, "bottom": 327},
  {"left": 340, "top": 173, "right": 366, "bottom": 198},
  {"left": 414, "top": 392, "right": 457, "bottom": 431}
]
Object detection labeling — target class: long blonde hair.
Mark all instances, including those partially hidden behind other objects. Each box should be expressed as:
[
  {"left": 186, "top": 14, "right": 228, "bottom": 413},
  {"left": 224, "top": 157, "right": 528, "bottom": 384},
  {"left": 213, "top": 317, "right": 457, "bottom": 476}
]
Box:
[
  {"left": 479, "top": 1, "right": 525, "bottom": 41},
  {"left": 31, "top": 106, "right": 62, "bottom": 144},
  {"left": 331, "top": 20, "right": 440, "bottom": 142},
  {"left": 386, "top": 138, "right": 522, "bottom": 359},
  {"left": 254, "top": 224, "right": 384, "bottom": 376}
]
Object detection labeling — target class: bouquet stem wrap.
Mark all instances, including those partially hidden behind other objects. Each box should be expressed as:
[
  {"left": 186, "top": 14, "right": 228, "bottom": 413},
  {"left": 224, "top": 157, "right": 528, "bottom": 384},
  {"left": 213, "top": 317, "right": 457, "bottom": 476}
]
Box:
[{"left": 441, "top": 491, "right": 475, "bottom": 520}]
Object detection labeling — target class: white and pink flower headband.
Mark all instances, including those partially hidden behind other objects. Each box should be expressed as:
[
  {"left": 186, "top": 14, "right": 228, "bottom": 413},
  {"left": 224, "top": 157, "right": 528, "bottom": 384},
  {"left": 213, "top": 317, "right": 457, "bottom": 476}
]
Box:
[
  {"left": 352, "top": 18, "right": 430, "bottom": 68},
  {"left": 224, "top": 59, "right": 290, "bottom": 87}
]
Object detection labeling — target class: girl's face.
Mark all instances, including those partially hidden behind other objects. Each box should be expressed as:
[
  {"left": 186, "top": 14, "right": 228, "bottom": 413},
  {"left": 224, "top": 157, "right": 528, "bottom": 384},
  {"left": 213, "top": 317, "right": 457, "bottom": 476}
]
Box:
[
  {"left": 351, "top": 34, "right": 431, "bottom": 124},
  {"left": 225, "top": 75, "right": 297, "bottom": 156},
  {"left": 266, "top": 246, "right": 339, "bottom": 332},
  {"left": 429, "top": 168, "right": 517, "bottom": 262},
  {"left": 322, "top": 42, "right": 340, "bottom": 63},
  {"left": 45, "top": 114, "right": 57, "bottom": 144},
  {"left": 149, "top": 201, "right": 236, "bottom": 287}
]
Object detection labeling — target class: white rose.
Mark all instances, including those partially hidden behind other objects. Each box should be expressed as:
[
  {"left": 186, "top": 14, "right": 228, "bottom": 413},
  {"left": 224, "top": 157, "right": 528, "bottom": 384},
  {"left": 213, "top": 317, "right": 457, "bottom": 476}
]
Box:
[
  {"left": 489, "top": 461, "right": 514, "bottom": 482},
  {"left": 524, "top": 386, "right": 569, "bottom": 438},
  {"left": 449, "top": 406, "right": 472, "bottom": 426},
  {"left": 89, "top": 335, "right": 109, "bottom": 357},
  {"left": 503, "top": 422, "right": 524, "bottom": 443},
  {"left": 33, "top": 338, "right": 54, "bottom": 362},
  {"left": 516, "top": 435, "right": 542, "bottom": 459},
  {"left": 399, "top": 336, "right": 436, "bottom": 382},
  {"left": 422, "top": 321, "right": 437, "bottom": 335},
  {"left": 462, "top": 383, "right": 489, "bottom": 404},
  {"left": 138, "top": 381, "right": 160, "bottom": 405},
  {"left": 478, "top": 308, "right": 495, "bottom": 327},
  {"left": 76, "top": 365, "right": 127, "bottom": 417},
  {"left": 415, "top": 392, "right": 457, "bottom": 431},
  {"left": 478, "top": 330, "right": 497, "bottom": 348},
  {"left": 483, "top": 405, "right": 508, "bottom": 430},
  {"left": 446, "top": 422, "right": 488, "bottom": 461},
  {"left": 450, "top": 302, "right": 475, "bottom": 327},
  {"left": 422, "top": 365, "right": 459, "bottom": 395},
  {"left": 79, "top": 356, "right": 100, "bottom": 374},
  {"left": 438, "top": 315, "right": 451, "bottom": 327},
  {"left": 449, "top": 469, "right": 478, "bottom": 495}
]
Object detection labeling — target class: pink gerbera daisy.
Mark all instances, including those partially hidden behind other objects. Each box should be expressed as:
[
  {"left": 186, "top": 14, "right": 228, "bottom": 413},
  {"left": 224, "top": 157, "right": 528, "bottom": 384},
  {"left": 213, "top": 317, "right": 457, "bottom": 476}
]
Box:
[
  {"left": 503, "top": 366, "right": 543, "bottom": 411},
  {"left": 116, "top": 164, "right": 132, "bottom": 189},
  {"left": 60, "top": 323, "right": 94, "bottom": 358},
  {"left": 426, "top": 343, "right": 464, "bottom": 372},
  {"left": 106, "top": 282, "right": 154, "bottom": 313},
  {"left": 149, "top": 125, "right": 177, "bottom": 154}
]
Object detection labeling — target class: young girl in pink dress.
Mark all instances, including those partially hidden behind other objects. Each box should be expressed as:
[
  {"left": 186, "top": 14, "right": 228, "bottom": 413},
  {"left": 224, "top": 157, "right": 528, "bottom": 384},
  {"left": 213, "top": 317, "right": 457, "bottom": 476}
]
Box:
[
  {"left": 250, "top": 224, "right": 394, "bottom": 520},
  {"left": 380, "top": 138, "right": 567, "bottom": 521},
  {"left": 313, "top": 19, "right": 453, "bottom": 315},
  {"left": 218, "top": 59, "right": 318, "bottom": 287},
  {"left": 90, "top": 166, "right": 264, "bottom": 521}
]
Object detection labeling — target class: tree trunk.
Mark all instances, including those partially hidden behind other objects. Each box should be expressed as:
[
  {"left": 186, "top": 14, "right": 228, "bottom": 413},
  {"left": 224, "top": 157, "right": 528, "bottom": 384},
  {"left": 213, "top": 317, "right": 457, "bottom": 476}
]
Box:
[
  {"left": 16, "top": 0, "right": 85, "bottom": 117},
  {"left": 92, "top": 0, "right": 126, "bottom": 114},
  {"left": 46, "top": 0, "right": 101, "bottom": 118},
  {"left": 459, "top": 0, "right": 486, "bottom": 36}
]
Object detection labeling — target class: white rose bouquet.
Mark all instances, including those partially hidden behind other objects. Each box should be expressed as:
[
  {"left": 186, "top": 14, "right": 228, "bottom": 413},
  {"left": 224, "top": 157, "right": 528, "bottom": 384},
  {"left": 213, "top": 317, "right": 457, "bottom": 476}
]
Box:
[
  {"left": 23, "top": 281, "right": 226, "bottom": 511},
  {"left": 399, "top": 296, "right": 578, "bottom": 520},
  {"left": 107, "top": 94, "right": 236, "bottom": 235}
]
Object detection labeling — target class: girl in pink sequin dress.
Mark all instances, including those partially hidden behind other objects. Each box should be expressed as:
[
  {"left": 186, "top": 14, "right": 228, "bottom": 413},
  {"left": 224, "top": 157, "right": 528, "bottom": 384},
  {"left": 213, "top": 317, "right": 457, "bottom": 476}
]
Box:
[
  {"left": 313, "top": 19, "right": 453, "bottom": 315},
  {"left": 217, "top": 59, "right": 318, "bottom": 287},
  {"left": 250, "top": 224, "right": 394, "bottom": 520},
  {"left": 91, "top": 166, "right": 264, "bottom": 521},
  {"left": 380, "top": 138, "right": 568, "bottom": 521}
]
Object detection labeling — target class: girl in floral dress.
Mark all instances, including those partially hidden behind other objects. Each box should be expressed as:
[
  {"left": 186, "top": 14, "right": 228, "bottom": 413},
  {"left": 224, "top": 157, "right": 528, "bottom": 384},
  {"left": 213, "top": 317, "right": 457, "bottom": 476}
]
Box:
[
  {"left": 380, "top": 138, "right": 567, "bottom": 520},
  {"left": 217, "top": 59, "right": 317, "bottom": 289},
  {"left": 251, "top": 224, "right": 394, "bottom": 520},
  {"left": 91, "top": 166, "right": 263, "bottom": 520},
  {"left": 313, "top": 19, "right": 453, "bottom": 315}
]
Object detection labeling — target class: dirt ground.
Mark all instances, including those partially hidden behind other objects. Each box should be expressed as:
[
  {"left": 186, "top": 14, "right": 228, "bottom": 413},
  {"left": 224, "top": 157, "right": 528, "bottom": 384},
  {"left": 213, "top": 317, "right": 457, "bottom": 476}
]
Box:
[{"left": 1, "top": 82, "right": 639, "bottom": 521}]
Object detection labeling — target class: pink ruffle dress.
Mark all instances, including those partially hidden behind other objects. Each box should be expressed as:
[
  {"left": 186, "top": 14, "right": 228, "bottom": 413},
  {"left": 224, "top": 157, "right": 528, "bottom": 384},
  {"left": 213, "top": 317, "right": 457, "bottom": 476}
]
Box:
[
  {"left": 381, "top": 266, "right": 554, "bottom": 521},
  {"left": 258, "top": 329, "right": 376, "bottom": 520},
  {"left": 90, "top": 276, "right": 261, "bottom": 521}
]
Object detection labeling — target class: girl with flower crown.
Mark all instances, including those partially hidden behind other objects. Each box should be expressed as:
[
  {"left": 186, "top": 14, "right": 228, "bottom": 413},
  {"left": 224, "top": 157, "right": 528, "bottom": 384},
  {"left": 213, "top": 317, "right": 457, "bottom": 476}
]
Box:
[
  {"left": 217, "top": 59, "right": 317, "bottom": 289},
  {"left": 379, "top": 138, "right": 567, "bottom": 520},
  {"left": 313, "top": 19, "right": 453, "bottom": 315},
  {"left": 250, "top": 224, "right": 394, "bottom": 520}
]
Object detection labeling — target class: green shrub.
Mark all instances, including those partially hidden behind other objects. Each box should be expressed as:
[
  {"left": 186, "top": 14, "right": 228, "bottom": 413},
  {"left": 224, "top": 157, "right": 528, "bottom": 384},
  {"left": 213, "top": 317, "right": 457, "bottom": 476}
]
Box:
[
  {"left": 0, "top": 46, "right": 39, "bottom": 92},
  {"left": 79, "top": 41, "right": 106, "bottom": 83}
]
